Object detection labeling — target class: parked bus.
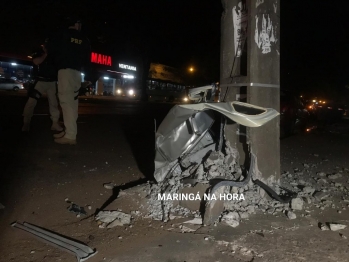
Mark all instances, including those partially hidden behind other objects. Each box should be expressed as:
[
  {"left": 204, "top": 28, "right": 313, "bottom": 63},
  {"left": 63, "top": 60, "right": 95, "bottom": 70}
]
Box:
[
  {"left": 146, "top": 63, "right": 189, "bottom": 103},
  {"left": 146, "top": 79, "right": 188, "bottom": 102}
]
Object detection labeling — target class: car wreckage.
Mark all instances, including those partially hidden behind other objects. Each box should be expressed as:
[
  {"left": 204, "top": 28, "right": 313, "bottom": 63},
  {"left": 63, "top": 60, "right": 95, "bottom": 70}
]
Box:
[{"left": 151, "top": 85, "right": 297, "bottom": 225}]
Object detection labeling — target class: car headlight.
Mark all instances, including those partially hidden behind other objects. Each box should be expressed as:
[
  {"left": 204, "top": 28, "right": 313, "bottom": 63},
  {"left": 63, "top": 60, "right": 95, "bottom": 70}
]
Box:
[
  {"left": 128, "top": 89, "right": 134, "bottom": 95},
  {"left": 183, "top": 97, "right": 188, "bottom": 102},
  {"left": 116, "top": 89, "right": 122, "bottom": 94}
]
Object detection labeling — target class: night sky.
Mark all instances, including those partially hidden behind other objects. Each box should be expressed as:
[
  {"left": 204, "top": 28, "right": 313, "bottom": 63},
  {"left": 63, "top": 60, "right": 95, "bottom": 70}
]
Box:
[{"left": 1, "top": 0, "right": 349, "bottom": 97}]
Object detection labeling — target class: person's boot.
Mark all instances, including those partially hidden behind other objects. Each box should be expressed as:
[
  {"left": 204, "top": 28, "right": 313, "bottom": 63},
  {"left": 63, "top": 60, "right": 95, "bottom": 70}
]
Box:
[
  {"left": 53, "top": 131, "right": 65, "bottom": 138},
  {"left": 22, "top": 122, "right": 30, "bottom": 132},
  {"left": 54, "top": 137, "right": 77, "bottom": 145},
  {"left": 51, "top": 122, "right": 63, "bottom": 132}
]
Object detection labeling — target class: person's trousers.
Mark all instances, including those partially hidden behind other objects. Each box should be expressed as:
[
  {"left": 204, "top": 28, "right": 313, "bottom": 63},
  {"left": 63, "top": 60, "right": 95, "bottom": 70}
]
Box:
[
  {"left": 23, "top": 81, "right": 60, "bottom": 123},
  {"left": 58, "top": 69, "right": 81, "bottom": 140}
]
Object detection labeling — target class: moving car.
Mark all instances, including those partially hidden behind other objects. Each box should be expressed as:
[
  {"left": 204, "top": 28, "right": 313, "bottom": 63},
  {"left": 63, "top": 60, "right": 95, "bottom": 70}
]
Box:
[
  {"left": 0, "top": 78, "right": 24, "bottom": 91},
  {"left": 115, "top": 86, "right": 140, "bottom": 99}
]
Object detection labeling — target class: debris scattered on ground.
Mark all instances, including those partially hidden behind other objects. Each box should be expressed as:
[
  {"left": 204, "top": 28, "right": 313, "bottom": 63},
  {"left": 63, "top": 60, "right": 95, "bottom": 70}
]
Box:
[
  {"left": 67, "top": 203, "right": 87, "bottom": 216},
  {"left": 103, "top": 112, "right": 349, "bottom": 232},
  {"left": 103, "top": 182, "right": 115, "bottom": 190},
  {"left": 95, "top": 211, "right": 131, "bottom": 228}
]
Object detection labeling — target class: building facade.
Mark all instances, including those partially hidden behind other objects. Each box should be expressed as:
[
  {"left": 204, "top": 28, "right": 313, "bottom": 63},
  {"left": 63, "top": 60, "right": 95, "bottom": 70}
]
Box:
[{"left": 88, "top": 51, "right": 142, "bottom": 98}]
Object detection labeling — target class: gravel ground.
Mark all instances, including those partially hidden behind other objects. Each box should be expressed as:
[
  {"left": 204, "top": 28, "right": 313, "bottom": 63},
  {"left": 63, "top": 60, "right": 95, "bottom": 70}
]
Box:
[{"left": 0, "top": 112, "right": 348, "bottom": 262}]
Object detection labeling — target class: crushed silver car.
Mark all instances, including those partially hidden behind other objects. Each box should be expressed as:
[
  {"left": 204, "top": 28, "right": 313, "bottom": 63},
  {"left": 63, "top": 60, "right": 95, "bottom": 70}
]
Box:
[{"left": 154, "top": 100, "right": 280, "bottom": 183}]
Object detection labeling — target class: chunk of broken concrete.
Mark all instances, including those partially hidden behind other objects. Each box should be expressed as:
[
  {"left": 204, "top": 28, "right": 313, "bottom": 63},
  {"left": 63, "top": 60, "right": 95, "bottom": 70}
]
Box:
[
  {"left": 313, "top": 191, "right": 329, "bottom": 201},
  {"left": 103, "top": 182, "right": 115, "bottom": 190},
  {"left": 329, "top": 223, "right": 347, "bottom": 231},
  {"left": 180, "top": 225, "right": 200, "bottom": 233},
  {"left": 291, "top": 198, "right": 303, "bottom": 210},
  {"left": 328, "top": 173, "right": 342, "bottom": 180},
  {"left": 302, "top": 186, "right": 315, "bottom": 195},
  {"left": 183, "top": 217, "right": 202, "bottom": 225},
  {"left": 287, "top": 211, "right": 297, "bottom": 220},
  {"left": 320, "top": 223, "right": 329, "bottom": 231},
  {"left": 239, "top": 212, "right": 249, "bottom": 219},
  {"left": 168, "top": 223, "right": 201, "bottom": 233},
  {"left": 247, "top": 205, "right": 255, "bottom": 214},
  {"left": 221, "top": 212, "right": 240, "bottom": 227},
  {"left": 95, "top": 211, "right": 131, "bottom": 228}
]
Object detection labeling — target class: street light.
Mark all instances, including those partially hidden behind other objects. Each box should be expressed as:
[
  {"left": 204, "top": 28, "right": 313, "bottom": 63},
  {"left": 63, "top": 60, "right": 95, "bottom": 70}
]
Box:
[{"left": 189, "top": 67, "right": 194, "bottom": 72}]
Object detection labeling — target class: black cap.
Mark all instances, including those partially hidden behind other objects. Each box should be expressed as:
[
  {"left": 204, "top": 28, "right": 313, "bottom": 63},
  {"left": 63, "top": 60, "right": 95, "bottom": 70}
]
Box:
[{"left": 66, "top": 16, "right": 82, "bottom": 27}]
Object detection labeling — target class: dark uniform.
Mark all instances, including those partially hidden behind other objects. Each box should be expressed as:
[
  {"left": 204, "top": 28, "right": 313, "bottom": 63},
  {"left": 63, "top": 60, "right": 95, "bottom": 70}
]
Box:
[
  {"left": 51, "top": 21, "right": 91, "bottom": 144},
  {"left": 22, "top": 42, "right": 62, "bottom": 132},
  {"left": 53, "top": 28, "right": 90, "bottom": 72}
]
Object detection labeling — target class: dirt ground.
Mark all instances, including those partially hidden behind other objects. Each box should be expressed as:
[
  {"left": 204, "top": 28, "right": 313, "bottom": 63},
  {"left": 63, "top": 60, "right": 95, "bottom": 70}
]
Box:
[{"left": 1, "top": 114, "right": 349, "bottom": 262}]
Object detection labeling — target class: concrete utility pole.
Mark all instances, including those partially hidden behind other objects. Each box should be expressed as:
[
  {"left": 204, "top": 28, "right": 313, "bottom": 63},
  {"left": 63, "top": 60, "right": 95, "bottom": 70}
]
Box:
[{"left": 220, "top": 0, "right": 280, "bottom": 185}]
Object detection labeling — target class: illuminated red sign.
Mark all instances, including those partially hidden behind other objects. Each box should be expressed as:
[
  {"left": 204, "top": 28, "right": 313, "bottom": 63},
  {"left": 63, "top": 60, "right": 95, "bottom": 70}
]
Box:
[{"left": 91, "top": 52, "right": 112, "bottom": 66}]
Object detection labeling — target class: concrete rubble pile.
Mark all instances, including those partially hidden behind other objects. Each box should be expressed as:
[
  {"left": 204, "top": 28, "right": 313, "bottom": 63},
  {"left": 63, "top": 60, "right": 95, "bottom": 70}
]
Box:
[
  {"left": 99, "top": 101, "right": 283, "bottom": 226},
  {"left": 145, "top": 139, "right": 244, "bottom": 221}
]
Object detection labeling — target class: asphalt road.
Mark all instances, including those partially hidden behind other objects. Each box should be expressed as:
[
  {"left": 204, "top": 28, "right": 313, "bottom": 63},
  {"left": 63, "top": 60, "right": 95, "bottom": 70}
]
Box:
[
  {"left": 0, "top": 90, "right": 174, "bottom": 197},
  {"left": 0, "top": 90, "right": 174, "bottom": 117}
]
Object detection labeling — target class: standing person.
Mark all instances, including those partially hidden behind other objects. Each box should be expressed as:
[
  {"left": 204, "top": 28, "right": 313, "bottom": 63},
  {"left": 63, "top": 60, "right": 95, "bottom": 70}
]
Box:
[
  {"left": 51, "top": 16, "right": 91, "bottom": 145},
  {"left": 22, "top": 39, "right": 63, "bottom": 132}
]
